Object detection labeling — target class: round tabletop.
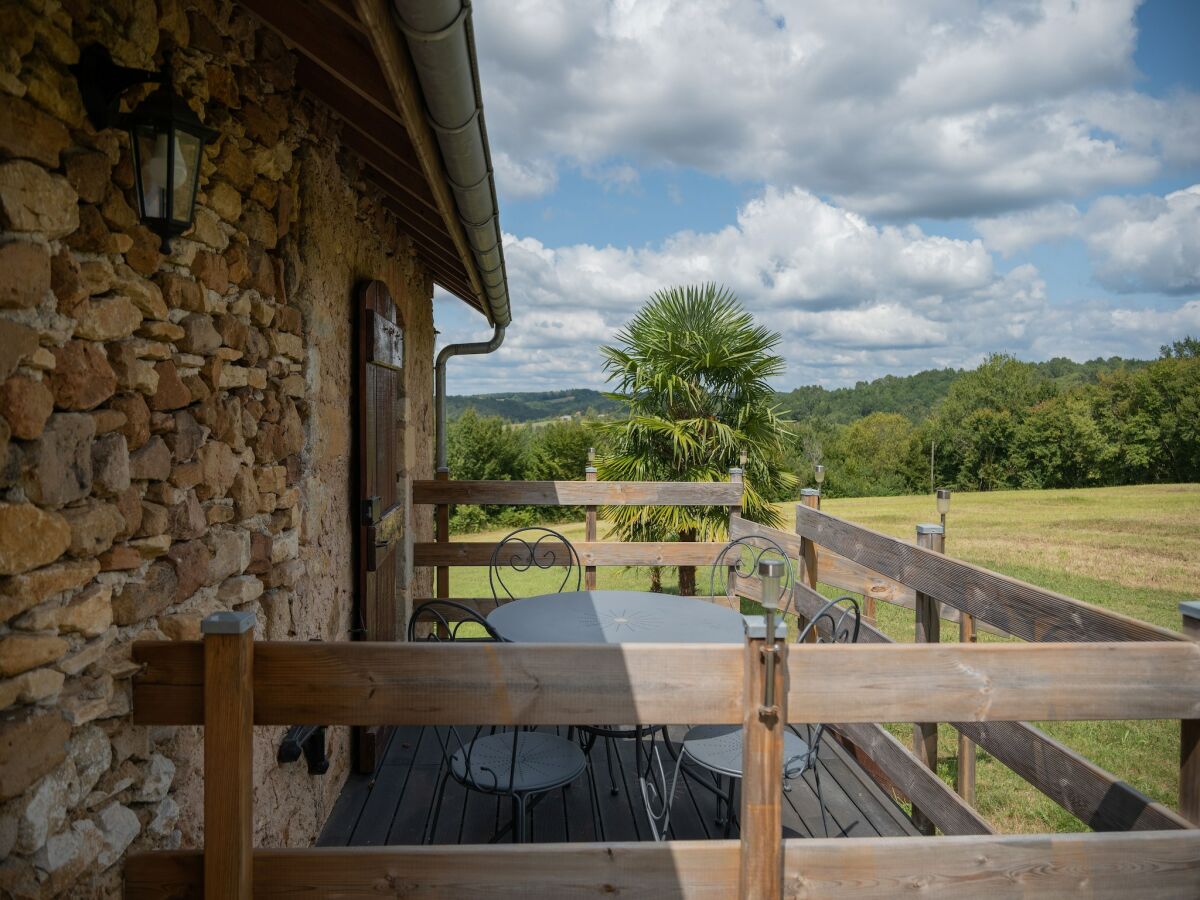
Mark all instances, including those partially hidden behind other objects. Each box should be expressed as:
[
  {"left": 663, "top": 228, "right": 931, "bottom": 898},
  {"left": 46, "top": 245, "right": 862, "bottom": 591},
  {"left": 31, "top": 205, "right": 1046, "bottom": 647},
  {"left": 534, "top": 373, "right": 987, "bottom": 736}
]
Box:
[{"left": 487, "top": 590, "right": 745, "bottom": 644}]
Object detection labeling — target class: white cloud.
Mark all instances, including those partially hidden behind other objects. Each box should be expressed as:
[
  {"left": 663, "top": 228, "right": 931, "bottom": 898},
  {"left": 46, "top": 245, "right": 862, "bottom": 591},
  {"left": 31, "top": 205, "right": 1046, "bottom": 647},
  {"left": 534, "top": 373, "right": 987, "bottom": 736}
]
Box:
[
  {"left": 441, "top": 188, "right": 1059, "bottom": 391},
  {"left": 493, "top": 151, "right": 558, "bottom": 200},
  {"left": 974, "top": 203, "right": 1082, "bottom": 257},
  {"left": 975, "top": 185, "right": 1200, "bottom": 293},
  {"left": 473, "top": 0, "right": 1197, "bottom": 218},
  {"left": 1085, "top": 186, "right": 1200, "bottom": 295}
]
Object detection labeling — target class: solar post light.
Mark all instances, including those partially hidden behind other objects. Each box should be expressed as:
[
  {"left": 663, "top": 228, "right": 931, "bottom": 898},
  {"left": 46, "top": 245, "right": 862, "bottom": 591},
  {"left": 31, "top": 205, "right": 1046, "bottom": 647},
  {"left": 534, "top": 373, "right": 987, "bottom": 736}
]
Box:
[
  {"left": 758, "top": 557, "right": 785, "bottom": 713},
  {"left": 937, "top": 488, "right": 951, "bottom": 531}
]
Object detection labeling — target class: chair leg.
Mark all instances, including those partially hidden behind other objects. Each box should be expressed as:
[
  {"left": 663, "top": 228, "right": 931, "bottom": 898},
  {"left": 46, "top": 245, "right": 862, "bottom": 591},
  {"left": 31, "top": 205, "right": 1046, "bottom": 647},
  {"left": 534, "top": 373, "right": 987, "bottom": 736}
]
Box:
[
  {"left": 425, "top": 768, "right": 449, "bottom": 845},
  {"left": 585, "top": 752, "right": 606, "bottom": 842},
  {"left": 722, "top": 777, "right": 738, "bottom": 838},
  {"left": 812, "top": 763, "right": 830, "bottom": 838},
  {"left": 605, "top": 736, "right": 619, "bottom": 796}
]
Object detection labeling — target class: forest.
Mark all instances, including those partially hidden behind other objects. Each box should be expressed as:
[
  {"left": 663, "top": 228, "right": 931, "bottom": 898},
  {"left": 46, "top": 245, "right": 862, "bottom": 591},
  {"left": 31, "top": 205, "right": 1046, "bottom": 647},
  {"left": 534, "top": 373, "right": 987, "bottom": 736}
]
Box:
[{"left": 444, "top": 338, "right": 1199, "bottom": 528}]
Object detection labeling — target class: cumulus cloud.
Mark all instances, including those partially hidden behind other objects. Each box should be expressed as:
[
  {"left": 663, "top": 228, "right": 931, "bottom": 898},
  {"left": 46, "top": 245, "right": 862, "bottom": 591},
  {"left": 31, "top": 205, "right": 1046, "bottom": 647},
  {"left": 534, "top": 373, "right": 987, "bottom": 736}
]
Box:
[
  {"left": 974, "top": 203, "right": 1082, "bottom": 257},
  {"left": 493, "top": 151, "right": 559, "bottom": 200},
  {"left": 1086, "top": 186, "right": 1200, "bottom": 295},
  {"left": 440, "top": 188, "right": 1068, "bottom": 391},
  {"left": 975, "top": 185, "right": 1200, "bottom": 293},
  {"left": 473, "top": 0, "right": 1196, "bottom": 218}
]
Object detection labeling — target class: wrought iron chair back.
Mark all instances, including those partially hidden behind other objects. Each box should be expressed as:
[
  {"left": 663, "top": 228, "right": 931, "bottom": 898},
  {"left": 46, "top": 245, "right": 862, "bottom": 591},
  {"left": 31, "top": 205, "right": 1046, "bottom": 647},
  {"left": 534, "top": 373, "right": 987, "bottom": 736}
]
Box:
[
  {"left": 488, "top": 526, "right": 582, "bottom": 602},
  {"left": 407, "top": 601, "right": 518, "bottom": 797},
  {"left": 407, "top": 599, "right": 504, "bottom": 642},
  {"left": 708, "top": 535, "right": 795, "bottom": 611},
  {"left": 789, "top": 594, "right": 862, "bottom": 773}
]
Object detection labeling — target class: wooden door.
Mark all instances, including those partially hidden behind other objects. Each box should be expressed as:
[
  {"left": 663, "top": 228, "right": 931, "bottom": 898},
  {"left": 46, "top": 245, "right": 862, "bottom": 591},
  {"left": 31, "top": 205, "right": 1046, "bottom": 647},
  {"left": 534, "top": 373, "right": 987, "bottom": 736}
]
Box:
[{"left": 355, "top": 280, "right": 405, "bottom": 772}]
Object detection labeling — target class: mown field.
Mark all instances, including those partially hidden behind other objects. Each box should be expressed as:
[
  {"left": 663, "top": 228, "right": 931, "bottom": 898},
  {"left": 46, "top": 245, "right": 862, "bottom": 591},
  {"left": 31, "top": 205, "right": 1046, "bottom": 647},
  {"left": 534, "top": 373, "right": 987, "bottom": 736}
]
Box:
[{"left": 448, "top": 483, "right": 1200, "bottom": 833}]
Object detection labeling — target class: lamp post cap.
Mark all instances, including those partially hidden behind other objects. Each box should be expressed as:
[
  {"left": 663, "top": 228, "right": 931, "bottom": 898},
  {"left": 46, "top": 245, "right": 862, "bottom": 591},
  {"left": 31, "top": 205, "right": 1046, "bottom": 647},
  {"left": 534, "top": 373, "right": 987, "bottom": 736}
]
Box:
[
  {"left": 729, "top": 467, "right": 743, "bottom": 476},
  {"left": 584, "top": 466, "right": 597, "bottom": 474},
  {"left": 1180, "top": 601, "right": 1200, "bottom": 621},
  {"left": 201, "top": 610, "right": 256, "bottom": 634},
  {"left": 800, "top": 488, "right": 820, "bottom": 497},
  {"left": 742, "top": 615, "right": 788, "bottom": 640},
  {"left": 758, "top": 558, "right": 785, "bottom": 578},
  {"left": 916, "top": 523, "right": 944, "bottom": 535}
]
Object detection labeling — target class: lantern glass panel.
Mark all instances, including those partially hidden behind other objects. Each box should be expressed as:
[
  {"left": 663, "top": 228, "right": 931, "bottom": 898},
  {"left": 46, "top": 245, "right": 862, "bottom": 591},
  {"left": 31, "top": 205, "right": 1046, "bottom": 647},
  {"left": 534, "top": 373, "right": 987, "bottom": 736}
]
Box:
[
  {"left": 171, "top": 129, "right": 202, "bottom": 227},
  {"left": 132, "top": 123, "right": 169, "bottom": 220}
]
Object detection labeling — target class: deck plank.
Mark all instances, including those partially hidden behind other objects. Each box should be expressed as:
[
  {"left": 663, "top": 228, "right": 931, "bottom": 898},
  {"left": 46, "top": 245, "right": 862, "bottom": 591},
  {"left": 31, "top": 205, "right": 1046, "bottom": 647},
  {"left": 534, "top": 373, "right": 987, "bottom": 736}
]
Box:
[{"left": 322, "top": 722, "right": 917, "bottom": 847}]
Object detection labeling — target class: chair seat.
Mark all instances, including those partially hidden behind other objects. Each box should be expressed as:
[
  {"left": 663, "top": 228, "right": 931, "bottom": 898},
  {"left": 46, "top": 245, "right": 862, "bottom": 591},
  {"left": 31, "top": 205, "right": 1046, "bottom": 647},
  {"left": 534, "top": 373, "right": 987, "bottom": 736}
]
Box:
[
  {"left": 682, "top": 724, "right": 813, "bottom": 779},
  {"left": 451, "top": 730, "right": 586, "bottom": 794}
]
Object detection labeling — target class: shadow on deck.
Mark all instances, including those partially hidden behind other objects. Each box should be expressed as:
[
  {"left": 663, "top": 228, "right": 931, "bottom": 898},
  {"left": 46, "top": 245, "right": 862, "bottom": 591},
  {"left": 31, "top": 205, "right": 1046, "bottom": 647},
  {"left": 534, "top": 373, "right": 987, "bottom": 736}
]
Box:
[{"left": 318, "top": 726, "right": 918, "bottom": 846}]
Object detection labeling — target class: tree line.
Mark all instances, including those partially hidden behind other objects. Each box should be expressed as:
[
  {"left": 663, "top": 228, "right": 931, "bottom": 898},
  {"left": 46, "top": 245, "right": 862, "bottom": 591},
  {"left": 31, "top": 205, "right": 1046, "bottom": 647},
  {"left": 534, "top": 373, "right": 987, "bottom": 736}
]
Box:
[
  {"left": 447, "top": 331, "right": 1199, "bottom": 529},
  {"left": 791, "top": 338, "right": 1200, "bottom": 497}
]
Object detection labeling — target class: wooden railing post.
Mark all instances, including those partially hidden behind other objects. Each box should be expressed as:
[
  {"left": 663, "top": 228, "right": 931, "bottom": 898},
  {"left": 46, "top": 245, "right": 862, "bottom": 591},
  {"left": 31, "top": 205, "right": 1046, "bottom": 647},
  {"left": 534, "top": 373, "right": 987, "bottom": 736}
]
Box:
[
  {"left": 912, "top": 523, "right": 943, "bottom": 835},
  {"left": 584, "top": 453, "right": 597, "bottom": 590},
  {"left": 435, "top": 467, "right": 449, "bottom": 599},
  {"left": 739, "top": 615, "right": 786, "bottom": 900},
  {"left": 1181, "top": 601, "right": 1200, "bottom": 824},
  {"left": 796, "top": 489, "right": 820, "bottom": 642},
  {"left": 202, "top": 611, "right": 255, "bottom": 900},
  {"left": 725, "top": 467, "right": 744, "bottom": 607},
  {"left": 957, "top": 586, "right": 978, "bottom": 806}
]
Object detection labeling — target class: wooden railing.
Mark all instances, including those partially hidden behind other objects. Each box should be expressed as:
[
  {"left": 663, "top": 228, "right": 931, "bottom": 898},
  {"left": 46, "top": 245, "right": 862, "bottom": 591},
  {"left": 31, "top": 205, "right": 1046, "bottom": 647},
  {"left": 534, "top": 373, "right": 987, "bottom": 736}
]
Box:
[
  {"left": 731, "top": 506, "right": 1197, "bottom": 836},
  {"left": 126, "top": 616, "right": 1200, "bottom": 897},
  {"left": 413, "top": 473, "right": 745, "bottom": 608},
  {"left": 124, "top": 485, "right": 1200, "bottom": 896},
  {"left": 414, "top": 475, "right": 1196, "bottom": 835}
]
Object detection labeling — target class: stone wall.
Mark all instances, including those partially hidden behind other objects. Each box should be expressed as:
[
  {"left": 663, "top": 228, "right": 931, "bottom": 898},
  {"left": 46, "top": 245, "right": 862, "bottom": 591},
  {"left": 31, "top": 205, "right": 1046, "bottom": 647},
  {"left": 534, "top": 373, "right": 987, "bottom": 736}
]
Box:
[{"left": 0, "top": 1, "right": 436, "bottom": 896}]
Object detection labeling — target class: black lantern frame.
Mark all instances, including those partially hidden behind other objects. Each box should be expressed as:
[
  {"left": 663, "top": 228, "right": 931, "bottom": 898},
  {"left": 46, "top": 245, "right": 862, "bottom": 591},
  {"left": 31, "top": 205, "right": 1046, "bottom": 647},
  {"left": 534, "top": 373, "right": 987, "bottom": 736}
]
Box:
[{"left": 71, "top": 45, "right": 217, "bottom": 251}]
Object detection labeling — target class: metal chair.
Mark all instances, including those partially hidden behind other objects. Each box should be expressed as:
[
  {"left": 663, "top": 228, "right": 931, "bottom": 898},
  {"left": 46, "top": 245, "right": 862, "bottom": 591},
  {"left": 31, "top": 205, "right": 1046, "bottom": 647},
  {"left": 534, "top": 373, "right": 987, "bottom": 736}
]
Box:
[
  {"left": 488, "top": 526, "right": 582, "bottom": 603},
  {"left": 489, "top": 529, "right": 654, "bottom": 802},
  {"left": 707, "top": 534, "right": 795, "bottom": 612},
  {"left": 644, "top": 594, "right": 861, "bottom": 840},
  {"left": 408, "top": 600, "right": 587, "bottom": 843}
]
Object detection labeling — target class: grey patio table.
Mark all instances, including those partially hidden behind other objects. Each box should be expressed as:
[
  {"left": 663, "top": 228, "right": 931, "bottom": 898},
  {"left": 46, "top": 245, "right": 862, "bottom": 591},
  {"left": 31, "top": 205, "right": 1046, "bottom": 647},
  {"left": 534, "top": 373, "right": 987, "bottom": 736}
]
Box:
[
  {"left": 486, "top": 589, "right": 745, "bottom": 644},
  {"left": 488, "top": 590, "right": 745, "bottom": 840}
]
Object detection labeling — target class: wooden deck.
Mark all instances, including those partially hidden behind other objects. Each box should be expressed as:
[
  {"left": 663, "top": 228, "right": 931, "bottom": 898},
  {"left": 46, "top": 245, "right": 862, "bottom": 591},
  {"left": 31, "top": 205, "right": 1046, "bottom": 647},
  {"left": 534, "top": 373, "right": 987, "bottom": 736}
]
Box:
[{"left": 318, "top": 725, "right": 918, "bottom": 846}]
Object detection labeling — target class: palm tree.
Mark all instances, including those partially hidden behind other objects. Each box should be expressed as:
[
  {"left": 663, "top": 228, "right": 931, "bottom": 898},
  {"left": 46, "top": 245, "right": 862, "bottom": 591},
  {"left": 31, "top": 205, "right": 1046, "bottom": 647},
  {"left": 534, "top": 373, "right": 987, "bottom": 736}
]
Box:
[{"left": 595, "top": 284, "right": 797, "bottom": 594}]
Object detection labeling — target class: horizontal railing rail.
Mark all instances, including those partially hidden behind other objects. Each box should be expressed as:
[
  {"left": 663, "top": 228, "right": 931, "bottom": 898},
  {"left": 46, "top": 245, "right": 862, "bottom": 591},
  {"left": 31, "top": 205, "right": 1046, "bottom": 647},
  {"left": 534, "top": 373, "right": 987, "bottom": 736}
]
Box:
[
  {"left": 732, "top": 517, "right": 1004, "bottom": 635},
  {"left": 133, "top": 641, "right": 745, "bottom": 727},
  {"left": 124, "top": 832, "right": 1200, "bottom": 899},
  {"left": 133, "top": 639, "right": 1200, "bottom": 728},
  {"left": 414, "top": 540, "right": 729, "bottom": 567},
  {"left": 793, "top": 505, "right": 1181, "bottom": 643},
  {"left": 413, "top": 478, "right": 744, "bottom": 506}
]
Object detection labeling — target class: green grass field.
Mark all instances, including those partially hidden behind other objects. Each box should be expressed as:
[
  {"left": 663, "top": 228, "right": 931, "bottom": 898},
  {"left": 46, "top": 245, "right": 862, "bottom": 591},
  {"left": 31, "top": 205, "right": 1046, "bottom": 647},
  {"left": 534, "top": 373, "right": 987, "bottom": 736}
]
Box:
[{"left": 449, "top": 483, "right": 1200, "bottom": 833}]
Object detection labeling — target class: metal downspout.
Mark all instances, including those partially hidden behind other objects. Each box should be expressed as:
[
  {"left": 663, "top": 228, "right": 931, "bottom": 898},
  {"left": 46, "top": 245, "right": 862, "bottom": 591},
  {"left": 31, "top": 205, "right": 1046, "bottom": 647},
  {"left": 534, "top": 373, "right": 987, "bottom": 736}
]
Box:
[{"left": 434, "top": 323, "right": 505, "bottom": 471}]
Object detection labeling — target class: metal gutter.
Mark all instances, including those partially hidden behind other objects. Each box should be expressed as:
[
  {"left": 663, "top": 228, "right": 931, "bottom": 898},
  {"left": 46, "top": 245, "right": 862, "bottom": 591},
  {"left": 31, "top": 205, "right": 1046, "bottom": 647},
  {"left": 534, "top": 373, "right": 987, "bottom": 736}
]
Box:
[
  {"left": 392, "top": 0, "right": 511, "bottom": 328},
  {"left": 434, "top": 323, "right": 505, "bottom": 470}
]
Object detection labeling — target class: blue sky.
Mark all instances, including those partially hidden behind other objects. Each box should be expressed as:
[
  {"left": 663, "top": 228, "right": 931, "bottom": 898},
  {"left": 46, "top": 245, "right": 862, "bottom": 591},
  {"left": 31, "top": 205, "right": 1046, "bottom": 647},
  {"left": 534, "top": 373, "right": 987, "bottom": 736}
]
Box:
[{"left": 436, "top": 0, "right": 1200, "bottom": 394}]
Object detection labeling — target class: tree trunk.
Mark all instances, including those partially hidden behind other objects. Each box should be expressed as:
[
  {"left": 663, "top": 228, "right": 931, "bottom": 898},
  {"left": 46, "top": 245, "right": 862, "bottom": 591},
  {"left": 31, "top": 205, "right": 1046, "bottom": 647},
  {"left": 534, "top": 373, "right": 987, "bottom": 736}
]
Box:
[
  {"left": 678, "top": 529, "right": 696, "bottom": 596},
  {"left": 650, "top": 566, "right": 662, "bottom": 592}
]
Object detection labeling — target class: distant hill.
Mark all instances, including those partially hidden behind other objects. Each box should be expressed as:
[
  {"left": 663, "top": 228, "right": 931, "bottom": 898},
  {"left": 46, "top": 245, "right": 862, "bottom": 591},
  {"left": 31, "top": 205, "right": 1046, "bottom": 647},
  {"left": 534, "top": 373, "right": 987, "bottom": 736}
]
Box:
[
  {"left": 775, "top": 355, "right": 1153, "bottom": 424},
  {"left": 446, "top": 389, "right": 621, "bottom": 423},
  {"left": 449, "top": 355, "right": 1154, "bottom": 425}
]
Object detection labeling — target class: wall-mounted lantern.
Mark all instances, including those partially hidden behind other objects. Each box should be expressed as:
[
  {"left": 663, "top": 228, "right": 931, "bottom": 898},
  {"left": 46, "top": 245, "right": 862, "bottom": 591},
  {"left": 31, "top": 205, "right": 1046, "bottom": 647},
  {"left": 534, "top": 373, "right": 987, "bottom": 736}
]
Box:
[{"left": 71, "top": 45, "right": 217, "bottom": 252}]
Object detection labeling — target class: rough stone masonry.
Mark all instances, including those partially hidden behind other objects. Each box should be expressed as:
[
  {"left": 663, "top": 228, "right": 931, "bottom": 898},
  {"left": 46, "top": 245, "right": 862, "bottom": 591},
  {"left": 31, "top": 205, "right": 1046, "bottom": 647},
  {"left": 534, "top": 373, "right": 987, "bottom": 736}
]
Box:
[{"left": 0, "top": 1, "right": 436, "bottom": 896}]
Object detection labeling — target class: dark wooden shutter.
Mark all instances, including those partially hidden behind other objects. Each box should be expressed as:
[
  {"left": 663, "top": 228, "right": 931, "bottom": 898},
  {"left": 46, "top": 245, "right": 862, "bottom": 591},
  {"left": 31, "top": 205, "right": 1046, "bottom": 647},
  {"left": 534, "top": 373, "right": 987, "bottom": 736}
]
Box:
[{"left": 355, "top": 280, "right": 405, "bottom": 772}]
